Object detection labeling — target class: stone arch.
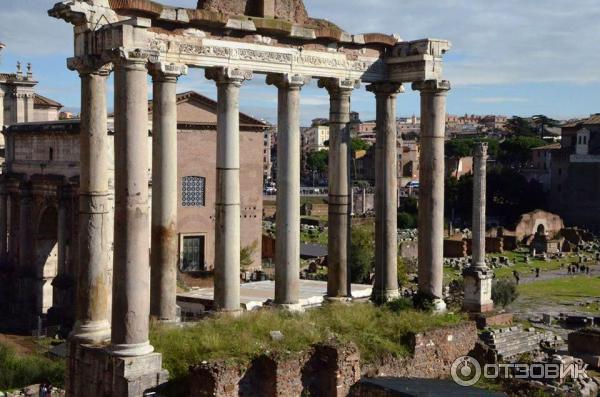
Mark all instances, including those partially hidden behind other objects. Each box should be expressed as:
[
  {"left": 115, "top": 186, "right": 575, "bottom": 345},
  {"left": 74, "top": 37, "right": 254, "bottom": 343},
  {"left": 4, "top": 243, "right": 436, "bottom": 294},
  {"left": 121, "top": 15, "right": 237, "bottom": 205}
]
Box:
[{"left": 35, "top": 205, "right": 59, "bottom": 315}]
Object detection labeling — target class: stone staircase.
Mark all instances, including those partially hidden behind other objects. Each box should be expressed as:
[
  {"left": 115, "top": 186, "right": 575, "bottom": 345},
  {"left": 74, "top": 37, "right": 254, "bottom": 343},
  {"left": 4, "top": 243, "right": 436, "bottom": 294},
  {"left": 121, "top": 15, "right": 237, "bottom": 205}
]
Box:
[{"left": 480, "top": 326, "right": 555, "bottom": 360}]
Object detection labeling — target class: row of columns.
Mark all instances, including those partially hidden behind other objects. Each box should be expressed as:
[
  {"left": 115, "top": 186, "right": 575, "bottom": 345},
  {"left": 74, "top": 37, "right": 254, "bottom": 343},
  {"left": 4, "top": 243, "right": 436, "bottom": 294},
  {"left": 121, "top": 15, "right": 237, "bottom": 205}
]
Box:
[{"left": 68, "top": 50, "right": 452, "bottom": 356}]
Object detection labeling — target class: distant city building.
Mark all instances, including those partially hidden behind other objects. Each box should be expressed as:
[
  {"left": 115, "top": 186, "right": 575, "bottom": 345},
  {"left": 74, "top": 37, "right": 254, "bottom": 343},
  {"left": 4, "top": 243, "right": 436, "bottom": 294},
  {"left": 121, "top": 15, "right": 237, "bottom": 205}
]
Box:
[
  {"left": 521, "top": 142, "right": 561, "bottom": 192},
  {"left": 549, "top": 114, "right": 600, "bottom": 231}
]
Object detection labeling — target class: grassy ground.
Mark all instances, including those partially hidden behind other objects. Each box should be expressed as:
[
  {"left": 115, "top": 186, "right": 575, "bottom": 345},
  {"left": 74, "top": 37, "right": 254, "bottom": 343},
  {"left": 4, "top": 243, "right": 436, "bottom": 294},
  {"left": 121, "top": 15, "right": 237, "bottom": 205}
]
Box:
[
  {"left": 0, "top": 342, "right": 65, "bottom": 392},
  {"left": 151, "top": 302, "right": 465, "bottom": 381},
  {"left": 300, "top": 228, "right": 328, "bottom": 245},
  {"left": 493, "top": 250, "right": 576, "bottom": 279},
  {"left": 517, "top": 275, "right": 600, "bottom": 305}
]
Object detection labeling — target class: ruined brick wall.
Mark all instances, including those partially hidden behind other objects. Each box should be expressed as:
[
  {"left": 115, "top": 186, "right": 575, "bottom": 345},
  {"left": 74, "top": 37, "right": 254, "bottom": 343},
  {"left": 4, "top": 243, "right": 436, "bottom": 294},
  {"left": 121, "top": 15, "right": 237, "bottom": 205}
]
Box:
[
  {"left": 444, "top": 239, "right": 467, "bottom": 258},
  {"left": 188, "top": 341, "right": 359, "bottom": 397},
  {"left": 363, "top": 322, "right": 478, "bottom": 379},
  {"left": 465, "top": 237, "right": 504, "bottom": 255},
  {"left": 187, "top": 323, "right": 476, "bottom": 396}
]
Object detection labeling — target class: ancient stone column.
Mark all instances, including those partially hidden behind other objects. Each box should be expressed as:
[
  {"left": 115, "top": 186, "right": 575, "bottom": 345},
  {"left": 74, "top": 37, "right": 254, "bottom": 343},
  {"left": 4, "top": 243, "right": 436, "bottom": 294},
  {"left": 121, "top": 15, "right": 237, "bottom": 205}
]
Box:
[
  {"left": 206, "top": 67, "right": 253, "bottom": 312},
  {"left": 0, "top": 181, "right": 7, "bottom": 265},
  {"left": 367, "top": 82, "right": 404, "bottom": 303},
  {"left": 266, "top": 73, "right": 308, "bottom": 309},
  {"left": 463, "top": 143, "right": 494, "bottom": 313},
  {"left": 111, "top": 50, "right": 154, "bottom": 356},
  {"left": 67, "top": 57, "right": 112, "bottom": 343},
  {"left": 149, "top": 62, "right": 187, "bottom": 322},
  {"left": 318, "top": 78, "right": 358, "bottom": 300},
  {"left": 412, "top": 80, "right": 450, "bottom": 312}
]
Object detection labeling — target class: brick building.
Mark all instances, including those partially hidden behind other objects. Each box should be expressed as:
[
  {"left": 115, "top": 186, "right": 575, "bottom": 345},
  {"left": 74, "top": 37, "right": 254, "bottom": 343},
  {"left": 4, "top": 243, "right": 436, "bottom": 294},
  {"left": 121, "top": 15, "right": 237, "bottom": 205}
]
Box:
[{"left": 0, "top": 91, "right": 266, "bottom": 326}]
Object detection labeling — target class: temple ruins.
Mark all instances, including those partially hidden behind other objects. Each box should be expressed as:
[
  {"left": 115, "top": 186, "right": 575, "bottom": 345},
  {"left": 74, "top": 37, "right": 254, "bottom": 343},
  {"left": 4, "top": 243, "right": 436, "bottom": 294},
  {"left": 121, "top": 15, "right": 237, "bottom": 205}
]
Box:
[{"left": 36, "top": 0, "right": 452, "bottom": 394}]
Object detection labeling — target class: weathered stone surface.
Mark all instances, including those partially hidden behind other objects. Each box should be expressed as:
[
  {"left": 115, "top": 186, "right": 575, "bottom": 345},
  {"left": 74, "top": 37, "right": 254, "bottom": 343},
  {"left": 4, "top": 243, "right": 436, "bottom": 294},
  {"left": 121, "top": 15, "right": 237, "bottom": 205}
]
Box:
[
  {"left": 363, "top": 322, "right": 479, "bottom": 379},
  {"left": 196, "top": 0, "right": 309, "bottom": 24}
]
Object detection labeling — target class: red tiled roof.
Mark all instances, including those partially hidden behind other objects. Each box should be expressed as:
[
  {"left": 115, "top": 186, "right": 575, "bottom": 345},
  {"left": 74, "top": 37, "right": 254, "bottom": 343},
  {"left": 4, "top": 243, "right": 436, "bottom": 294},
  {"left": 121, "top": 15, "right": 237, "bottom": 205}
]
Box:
[{"left": 34, "top": 93, "right": 63, "bottom": 109}]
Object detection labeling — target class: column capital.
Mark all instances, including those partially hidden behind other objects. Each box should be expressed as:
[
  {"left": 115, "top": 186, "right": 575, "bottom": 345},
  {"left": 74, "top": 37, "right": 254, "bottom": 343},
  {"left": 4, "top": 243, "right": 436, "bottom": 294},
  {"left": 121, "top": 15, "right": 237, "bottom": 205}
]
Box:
[
  {"left": 366, "top": 81, "right": 405, "bottom": 97},
  {"left": 473, "top": 142, "right": 488, "bottom": 158},
  {"left": 411, "top": 79, "right": 451, "bottom": 94},
  {"left": 149, "top": 62, "right": 188, "bottom": 83},
  {"left": 105, "top": 47, "right": 158, "bottom": 70},
  {"left": 318, "top": 77, "right": 360, "bottom": 97},
  {"left": 266, "top": 73, "right": 309, "bottom": 90},
  {"left": 205, "top": 67, "right": 253, "bottom": 86},
  {"left": 67, "top": 56, "right": 111, "bottom": 76}
]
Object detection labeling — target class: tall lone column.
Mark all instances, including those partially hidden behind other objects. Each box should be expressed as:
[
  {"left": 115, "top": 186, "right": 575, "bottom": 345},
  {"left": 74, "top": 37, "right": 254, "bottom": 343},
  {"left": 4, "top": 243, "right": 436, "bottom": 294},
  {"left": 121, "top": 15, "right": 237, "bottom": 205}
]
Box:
[
  {"left": 413, "top": 80, "right": 450, "bottom": 312},
  {"left": 267, "top": 73, "right": 307, "bottom": 310},
  {"left": 111, "top": 49, "right": 154, "bottom": 356},
  {"left": 367, "top": 82, "right": 404, "bottom": 303},
  {"left": 319, "top": 78, "right": 358, "bottom": 300},
  {"left": 0, "top": 181, "right": 7, "bottom": 266},
  {"left": 149, "top": 62, "right": 187, "bottom": 322},
  {"left": 206, "top": 67, "right": 253, "bottom": 313},
  {"left": 463, "top": 143, "right": 494, "bottom": 313},
  {"left": 67, "top": 57, "right": 112, "bottom": 343}
]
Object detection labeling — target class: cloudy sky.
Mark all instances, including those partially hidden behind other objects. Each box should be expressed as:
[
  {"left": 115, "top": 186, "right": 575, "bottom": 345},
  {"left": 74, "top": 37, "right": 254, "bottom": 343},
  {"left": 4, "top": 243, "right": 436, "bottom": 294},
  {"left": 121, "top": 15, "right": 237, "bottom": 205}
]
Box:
[{"left": 1, "top": 0, "right": 599, "bottom": 124}]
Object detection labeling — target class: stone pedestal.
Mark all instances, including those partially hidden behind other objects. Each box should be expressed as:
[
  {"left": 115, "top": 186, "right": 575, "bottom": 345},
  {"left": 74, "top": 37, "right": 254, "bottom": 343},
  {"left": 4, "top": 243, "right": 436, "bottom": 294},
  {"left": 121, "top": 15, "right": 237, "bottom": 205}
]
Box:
[
  {"left": 66, "top": 341, "right": 168, "bottom": 397},
  {"left": 462, "top": 268, "right": 494, "bottom": 313}
]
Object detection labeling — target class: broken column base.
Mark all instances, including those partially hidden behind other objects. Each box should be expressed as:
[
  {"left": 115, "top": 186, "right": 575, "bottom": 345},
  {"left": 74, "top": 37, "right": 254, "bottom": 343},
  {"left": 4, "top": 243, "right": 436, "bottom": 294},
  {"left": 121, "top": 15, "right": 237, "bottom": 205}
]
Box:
[
  {"left": 66, "top": 340, "right": 168, "bottom": 397},
  {"left": 469, "top": 312, "right": 514, "bottom": 329},
  {"left": 462, "top": 267, "right": 494, "bottom": 314}
]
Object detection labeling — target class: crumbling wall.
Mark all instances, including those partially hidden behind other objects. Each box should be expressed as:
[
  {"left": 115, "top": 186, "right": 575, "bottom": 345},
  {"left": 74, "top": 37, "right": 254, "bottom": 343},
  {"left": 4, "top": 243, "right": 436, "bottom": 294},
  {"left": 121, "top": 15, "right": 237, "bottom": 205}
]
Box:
[
  {"left": 196, "top": 0, "right": 309, "bottom": 24},
  {"left": 187, "top": 323, "right": 477, "bottom": 396}
]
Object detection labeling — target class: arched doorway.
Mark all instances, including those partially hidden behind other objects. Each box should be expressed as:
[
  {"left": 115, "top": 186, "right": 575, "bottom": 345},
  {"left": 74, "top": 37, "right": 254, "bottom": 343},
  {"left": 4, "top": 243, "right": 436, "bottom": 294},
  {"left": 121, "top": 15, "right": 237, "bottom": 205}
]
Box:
[{"left": 35, "top": 206, "right": 58, "bottom": 315}]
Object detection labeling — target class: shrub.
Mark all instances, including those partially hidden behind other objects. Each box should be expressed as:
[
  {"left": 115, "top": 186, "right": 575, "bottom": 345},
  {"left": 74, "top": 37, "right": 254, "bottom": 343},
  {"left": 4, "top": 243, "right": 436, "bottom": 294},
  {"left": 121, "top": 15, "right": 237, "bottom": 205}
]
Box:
[
  {"left": 492, "top": 279, "right": 519, "bottom": 308},
  {"left": 240, "top": 240, "right": 258, "bottom": 271},
  {"left": 397, "top": 212, "right": 417, "bottom": 229},
  {"left": 0, "top": 343, "right": 65, "bottom": 391},
  {"left": 350, "top": 225, "right": 375, "bottom": 284}
]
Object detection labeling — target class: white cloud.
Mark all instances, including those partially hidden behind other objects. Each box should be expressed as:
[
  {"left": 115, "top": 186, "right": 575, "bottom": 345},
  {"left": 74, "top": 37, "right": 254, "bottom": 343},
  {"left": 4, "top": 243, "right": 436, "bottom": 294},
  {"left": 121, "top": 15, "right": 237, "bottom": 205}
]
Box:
[{"left": 304, "top": 0, "right": 600, "bottom": 86}]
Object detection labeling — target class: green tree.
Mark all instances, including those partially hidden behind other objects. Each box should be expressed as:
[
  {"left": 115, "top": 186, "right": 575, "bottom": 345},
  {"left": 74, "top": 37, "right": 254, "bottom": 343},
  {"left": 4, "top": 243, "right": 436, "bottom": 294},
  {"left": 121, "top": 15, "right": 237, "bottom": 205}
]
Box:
[
  {"left": 306, "top": 149, "right": 329, "bottom": 174},
  {"left": 350, "top": 225, "right": 375, "bottom": 284},
  {"left": 351, "top": 138, "right": 371, "bottom": 152},
  {"left": 505, "top": 116, "right": 536, "bottom": 136},
  {"left": 497, "top": 136, "right": 547, "bottom": 167}
]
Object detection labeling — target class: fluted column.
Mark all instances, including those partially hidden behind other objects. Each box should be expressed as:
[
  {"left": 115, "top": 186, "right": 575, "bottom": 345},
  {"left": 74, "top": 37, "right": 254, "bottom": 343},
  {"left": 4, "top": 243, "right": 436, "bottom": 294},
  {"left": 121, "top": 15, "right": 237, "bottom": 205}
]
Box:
[
  {"left": 267, "top": 73, "right": 308, "bottom": 309},
  {"left": 0, "top": 181, "right": 7, "bottom": 266},
  {"left": 67, "top": 57, "right": 112, "bottom": 343},
  {"left": 206, "top": 67, "right": 253, "bottom": 312},
  {"left": 111, "top": 49, "right": 153, "bottom": 356},
  {"left": 367, "top": 82, "right": 404, "bottom": 303},
  {"left": 149, "top": 62, "right": 187, "bottom": 322},
  {"left": 413, "top": 80, "right": 450, "bottom": 312},
  {"left": 463, "top": 142, "right": 494, "bottom": 313},
  {"left": 318, "top": 78, "right": 358, "bottom": 300}
]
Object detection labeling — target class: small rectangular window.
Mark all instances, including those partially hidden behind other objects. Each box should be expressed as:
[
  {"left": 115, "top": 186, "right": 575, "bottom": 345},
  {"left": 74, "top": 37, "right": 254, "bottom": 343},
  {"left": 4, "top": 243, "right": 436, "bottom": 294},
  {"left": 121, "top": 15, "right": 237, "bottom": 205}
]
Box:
[
  {"left": 182, "top": 176, "right": 206, "bottom": 207},
  {"left": 181, "top": 235, "right": 205, "bottom": 271}
]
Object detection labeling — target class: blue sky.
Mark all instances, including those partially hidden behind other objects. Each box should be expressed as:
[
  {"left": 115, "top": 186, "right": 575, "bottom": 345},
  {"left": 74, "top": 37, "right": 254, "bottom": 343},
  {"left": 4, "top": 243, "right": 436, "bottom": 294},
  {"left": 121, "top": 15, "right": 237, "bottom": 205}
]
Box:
[{"left": 1, "top": 0, "right": 600, "bottom": 125}]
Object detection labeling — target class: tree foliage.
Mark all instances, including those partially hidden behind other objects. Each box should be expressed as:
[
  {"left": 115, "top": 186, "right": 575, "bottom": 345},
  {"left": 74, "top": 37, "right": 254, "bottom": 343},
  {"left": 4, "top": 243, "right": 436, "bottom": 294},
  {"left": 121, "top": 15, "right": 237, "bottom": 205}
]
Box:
[
  {"left": 351, "top": 138, "right": 371, "bottom": 152},
  {"left": 306, "top": 149, "right": 329, "bottom": 174},
  {"left": 497, "top": 136, "right": 547, "bottom": 167},
  {"left": 445, "top": 167, "right": 547, "bottom": 226},
  {"left": 445, "top": 138, "right": 500, "bottom": 159},
  {"left": 492, "top": 279, "right": 519, "bottom": 308},
  {"left": 350, "top": 225, "right": 375, "bottom": 284},
  {"left": 505, "top": 116, "right": 537, "bottom": 136}
]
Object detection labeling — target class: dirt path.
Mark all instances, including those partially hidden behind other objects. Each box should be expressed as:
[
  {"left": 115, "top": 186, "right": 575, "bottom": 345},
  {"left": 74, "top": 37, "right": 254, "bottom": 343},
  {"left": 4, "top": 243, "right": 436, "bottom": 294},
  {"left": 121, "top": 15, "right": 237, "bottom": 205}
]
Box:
[{"left": 0, "top": 333, "right": 38, "bottom": 355}]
